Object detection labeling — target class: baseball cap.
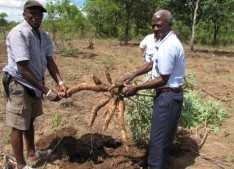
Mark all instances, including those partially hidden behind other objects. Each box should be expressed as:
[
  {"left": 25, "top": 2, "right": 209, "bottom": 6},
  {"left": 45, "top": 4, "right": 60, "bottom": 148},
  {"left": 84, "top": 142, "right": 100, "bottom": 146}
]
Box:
[{"left": 24, "top": 0, "right": 47, "bottom": 12}]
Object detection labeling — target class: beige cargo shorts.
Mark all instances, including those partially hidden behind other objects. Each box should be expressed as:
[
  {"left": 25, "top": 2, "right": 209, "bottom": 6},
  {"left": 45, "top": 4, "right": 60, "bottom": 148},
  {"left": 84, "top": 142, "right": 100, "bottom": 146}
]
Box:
[{"left": 6, "top": 81, "right": 43, "bottom": 131}]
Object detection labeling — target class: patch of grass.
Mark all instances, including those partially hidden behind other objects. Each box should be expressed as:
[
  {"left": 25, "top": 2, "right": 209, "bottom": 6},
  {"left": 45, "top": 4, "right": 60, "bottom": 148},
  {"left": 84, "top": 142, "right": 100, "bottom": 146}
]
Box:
[
  {"left": 101, "top": 55, "right": 114, "bottom": 70},
  {"left": 1, "top": 127, "right": 11, "bottom": 145},
  {"left": 50, "top": 114, "right": 62, "bottom": 128},
  {"left": 58, "top": 48, "right": 80, "bottom": 57}
]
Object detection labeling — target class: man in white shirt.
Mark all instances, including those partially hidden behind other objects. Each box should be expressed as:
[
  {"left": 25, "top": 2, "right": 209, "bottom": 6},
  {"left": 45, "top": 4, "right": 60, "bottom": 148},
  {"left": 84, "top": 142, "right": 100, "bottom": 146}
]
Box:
[
  {"left": 139, "top": 34, "right": 157, "bottom": 79},
  {"left": 122, "top": 9, "right": 185, "bottom": 169},
  {"left": 139, "top": 34, "right": 157, "bottom": 63}
]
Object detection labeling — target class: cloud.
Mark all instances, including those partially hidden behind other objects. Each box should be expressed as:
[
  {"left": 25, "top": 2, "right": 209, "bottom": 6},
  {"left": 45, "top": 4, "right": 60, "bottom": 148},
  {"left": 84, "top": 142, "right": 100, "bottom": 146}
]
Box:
[
  {"left": 0, "top": 0, "right": 85, "bottom": 22},
  {"left": 0, "top": 0, "right": 47, "bottom": 22}
]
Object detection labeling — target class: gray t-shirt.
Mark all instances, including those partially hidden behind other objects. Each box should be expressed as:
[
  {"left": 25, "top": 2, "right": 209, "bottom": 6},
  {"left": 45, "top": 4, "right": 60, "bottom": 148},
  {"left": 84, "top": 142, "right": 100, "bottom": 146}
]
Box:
[{"left": 3, "top": 20, "right": 53, "bottom": 97}]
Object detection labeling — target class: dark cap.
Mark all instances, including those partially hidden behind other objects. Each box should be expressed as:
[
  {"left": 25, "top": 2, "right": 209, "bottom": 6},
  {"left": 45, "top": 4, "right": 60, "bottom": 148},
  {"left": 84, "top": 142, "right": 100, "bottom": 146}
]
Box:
[{"left": 24, "top": 0, "right": 47, "bottom": 12}]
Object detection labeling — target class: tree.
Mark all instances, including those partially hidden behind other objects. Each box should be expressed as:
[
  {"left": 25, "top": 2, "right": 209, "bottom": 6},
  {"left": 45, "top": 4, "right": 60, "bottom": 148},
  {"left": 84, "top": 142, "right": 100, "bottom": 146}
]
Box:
[
  {"left": 114, "top": 0, "right": 135, "bottom": 44},
  {"left": 85, "top": 0, "right": 154, "bottom": 44},
  {"left": 130, "top": 0, "right": 155, "bottom": 39},
  {"left": 44, "top": 0, "right": 234, "bottom": 46},
  {"left": 201, "top": 0, "right": 234, "bottom": 45},
  {"left": 0, "top": 12, "right": 8, "bottom": 40},
  {"left": 0, "top": 12, "right": 7, "bottom": 25},
  {"left": 190, "top": 0, "right": 200, "bottom": 51},
  {"left": 44, "top": 0, "right": 89, "bottom": 48},
  {"left": 114, "top": 0, "right": 154, "bottom": 44},
  {"left": 84, "top": 0, "right": 120, "bottom": 37}
]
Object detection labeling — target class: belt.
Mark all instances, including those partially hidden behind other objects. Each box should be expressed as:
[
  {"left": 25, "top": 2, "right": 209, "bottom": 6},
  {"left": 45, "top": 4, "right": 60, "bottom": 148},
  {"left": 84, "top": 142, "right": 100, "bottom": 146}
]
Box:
[
  {"left": 2, "top": 72, "right": 36, "bottom": 97},
  {"left": 157, "top": 87, "right": 182, "bottom": 94}
]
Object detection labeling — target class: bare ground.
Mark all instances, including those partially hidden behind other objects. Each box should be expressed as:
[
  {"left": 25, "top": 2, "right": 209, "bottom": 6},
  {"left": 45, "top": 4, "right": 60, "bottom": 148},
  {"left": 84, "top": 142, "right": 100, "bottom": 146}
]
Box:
[{"left": 0, "top": 39, "right": 234, "bottom": 169}]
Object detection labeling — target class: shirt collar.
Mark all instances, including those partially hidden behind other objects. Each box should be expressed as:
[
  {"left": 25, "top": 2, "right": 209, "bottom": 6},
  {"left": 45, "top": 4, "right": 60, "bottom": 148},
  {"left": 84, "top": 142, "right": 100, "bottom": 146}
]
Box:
[
  {"left": 22, "top": 20, "right": 33, "bottom": 30},
  {"left": 159, "top": 31, "right": 173, "bottom": 43},
  {"left": 153, "top": 34, "right": 157, "bottom": 42},
  {"left": 22, "top": 20, "right": 42, "bottom": 40},
  {"left": 155, "top": 31, "right": 174, "bottom": 49},
  {"left": 22, "top": 20, "right": 41, "bottom": 33}
]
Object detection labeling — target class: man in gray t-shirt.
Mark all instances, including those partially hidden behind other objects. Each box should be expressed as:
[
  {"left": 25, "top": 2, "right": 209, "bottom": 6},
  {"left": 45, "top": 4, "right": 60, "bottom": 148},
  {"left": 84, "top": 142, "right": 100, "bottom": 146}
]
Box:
[{"left": 2, "top": 1, "right": 67, "bottom": 169}]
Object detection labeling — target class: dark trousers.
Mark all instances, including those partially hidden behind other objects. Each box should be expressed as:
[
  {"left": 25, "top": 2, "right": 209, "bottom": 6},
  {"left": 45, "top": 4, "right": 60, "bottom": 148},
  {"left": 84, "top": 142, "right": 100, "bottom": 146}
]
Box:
[{"left": 148, "top": 91, "right": 183, "bottom": 169}]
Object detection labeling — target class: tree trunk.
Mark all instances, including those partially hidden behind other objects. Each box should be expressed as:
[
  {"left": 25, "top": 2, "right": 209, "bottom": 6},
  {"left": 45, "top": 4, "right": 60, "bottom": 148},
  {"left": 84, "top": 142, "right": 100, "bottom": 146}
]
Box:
[
  {"left": 190, "top": 0, "right": 200, "bottom": 51},
  {"left": 124, "top": 12, "right": 130, "bottom": 45},
  {"left": 213, "top": 22, "right": 219, "bottom": 46},
  {"left": 123, "top": 0, "right": 133, "bottom": 45}
]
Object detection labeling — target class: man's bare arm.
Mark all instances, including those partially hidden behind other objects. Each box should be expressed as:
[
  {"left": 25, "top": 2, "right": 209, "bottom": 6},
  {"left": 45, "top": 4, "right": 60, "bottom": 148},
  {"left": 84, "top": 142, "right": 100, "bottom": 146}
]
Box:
[
  {"left": 136, "top": 74, "right": 169, "bottom": 90},
  {"left": 140, "top": 47, "right": 146, "bottom": 58},
  {"left": 123, "top": 61, "right": 153, "bottom": 83},
  {"left": 122, "top": 74, "right": 169, "bottom": 97},
  {"left": 47, "top": 57, "right": 63, "bottom": 85},
  {"left": 47, "top": 57, "right": 67, "bottom": 97}
]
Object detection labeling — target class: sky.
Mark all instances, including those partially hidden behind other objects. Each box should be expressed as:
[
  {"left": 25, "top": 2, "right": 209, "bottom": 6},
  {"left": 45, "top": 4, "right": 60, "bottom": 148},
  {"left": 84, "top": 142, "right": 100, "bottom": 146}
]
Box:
[{"left": 0, "top": 0, "right": 85, "bottom": 22}]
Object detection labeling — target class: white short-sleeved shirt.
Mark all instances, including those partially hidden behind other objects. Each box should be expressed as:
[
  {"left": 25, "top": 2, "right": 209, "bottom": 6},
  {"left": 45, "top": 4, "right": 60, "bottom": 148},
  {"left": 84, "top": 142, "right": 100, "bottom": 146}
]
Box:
[
  {"left": 3, "top": 20, "right": 53, "bottom": 97},
  {"left": 151, "top": 31, "right": 185, "bottom": 88},
  {"left": 139, "top": 33, "right": 157, "bottom": 63}
]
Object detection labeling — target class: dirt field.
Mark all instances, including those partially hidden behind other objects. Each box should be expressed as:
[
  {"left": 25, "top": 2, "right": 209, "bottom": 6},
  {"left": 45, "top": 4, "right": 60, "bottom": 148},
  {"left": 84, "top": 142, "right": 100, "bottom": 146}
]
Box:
[{"left": 0, "top": 39, "right": 234, "bottom": 169}]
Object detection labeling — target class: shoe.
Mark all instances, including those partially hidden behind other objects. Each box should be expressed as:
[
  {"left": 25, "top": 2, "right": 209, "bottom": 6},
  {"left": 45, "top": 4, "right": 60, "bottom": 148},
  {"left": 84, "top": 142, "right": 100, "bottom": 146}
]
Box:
[
  {"left": 133, "top": 162, "right": 144, "bottom": 169},
  {"left": 27, "top": 149, "right": 52, "bottom": 167},
  {"left": 35, "top": 149, "right": 52, "bottom": 160}
]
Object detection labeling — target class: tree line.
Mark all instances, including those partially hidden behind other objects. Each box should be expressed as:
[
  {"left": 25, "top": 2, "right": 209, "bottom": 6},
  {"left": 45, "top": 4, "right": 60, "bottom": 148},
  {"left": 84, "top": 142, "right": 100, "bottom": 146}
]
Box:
[{"left": 0, "top": 0, "right": 234, "bottom": 47}]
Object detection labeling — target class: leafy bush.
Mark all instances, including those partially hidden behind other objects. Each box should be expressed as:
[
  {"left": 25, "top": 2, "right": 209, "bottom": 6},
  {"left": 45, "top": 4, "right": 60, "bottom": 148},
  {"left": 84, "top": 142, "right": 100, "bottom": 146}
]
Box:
[
  {"left": 180, "top": 90, "right": 227, "bottom": 132},
  {"left": 125, "top": 74, "right": 228, "bottom": 143}
]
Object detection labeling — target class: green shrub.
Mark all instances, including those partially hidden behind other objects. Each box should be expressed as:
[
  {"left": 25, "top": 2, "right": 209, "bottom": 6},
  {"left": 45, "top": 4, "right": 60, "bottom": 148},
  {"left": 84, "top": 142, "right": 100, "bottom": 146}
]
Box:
[{"left": 181, "top": 90, "right": 227, "bottom": 132}]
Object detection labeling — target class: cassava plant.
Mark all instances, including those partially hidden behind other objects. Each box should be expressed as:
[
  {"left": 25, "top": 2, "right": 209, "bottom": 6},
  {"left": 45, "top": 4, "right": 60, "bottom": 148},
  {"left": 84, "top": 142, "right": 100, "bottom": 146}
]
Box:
[
  {"left": 181, "top": 90, "right": 227, "bottom": 132},
  {"left": 67, "top": 70, "right": 129, "bottom": 147},
  {"left": 125, "top": 89, "right": 154, "bottom": 144},
  {"left": 125, "top": 73, "right": 228, "bottom": 144}
]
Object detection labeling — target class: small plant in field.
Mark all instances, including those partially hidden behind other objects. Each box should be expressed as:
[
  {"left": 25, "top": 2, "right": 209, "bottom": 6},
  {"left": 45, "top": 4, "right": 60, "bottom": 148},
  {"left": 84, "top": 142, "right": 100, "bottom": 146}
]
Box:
[
  {"left": 59, "top": 48, "right": 79, "bottom": 57},
  {"left": 126, "top": 74, "right": 228, "bottom": 144},
  {"left": 181, "top": 73, "right": 227, "bottom": 131},
  {"left": 102, "top": 55, "right": 114, "bottom": 70},
  {"left": 183, "top": 73, "right": 196, "bottom": 91},
  {"left": 181, "top": 90, "right": 227, "bottom": 132},
  {"left": 180, "top": 90, "right": 227, "bottom": 131},
  {"left": 50, "top": 114, "right": 62, "bottom": 128},
  {"left": 2, "top": 128, "right": 11, "bottom": 145}
]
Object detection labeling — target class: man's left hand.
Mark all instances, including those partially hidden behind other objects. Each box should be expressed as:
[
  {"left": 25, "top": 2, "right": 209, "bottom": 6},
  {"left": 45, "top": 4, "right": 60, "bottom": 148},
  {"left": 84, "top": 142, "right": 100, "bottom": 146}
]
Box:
[
  {"left": 57, "top": 83, "right": 68, "bottom": 97},
  {"left": 46, "top": 89, "right": 61, "bottom": 101},
  {"left": 122, "top": 85, "right": 138, "bottom": 97}
]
